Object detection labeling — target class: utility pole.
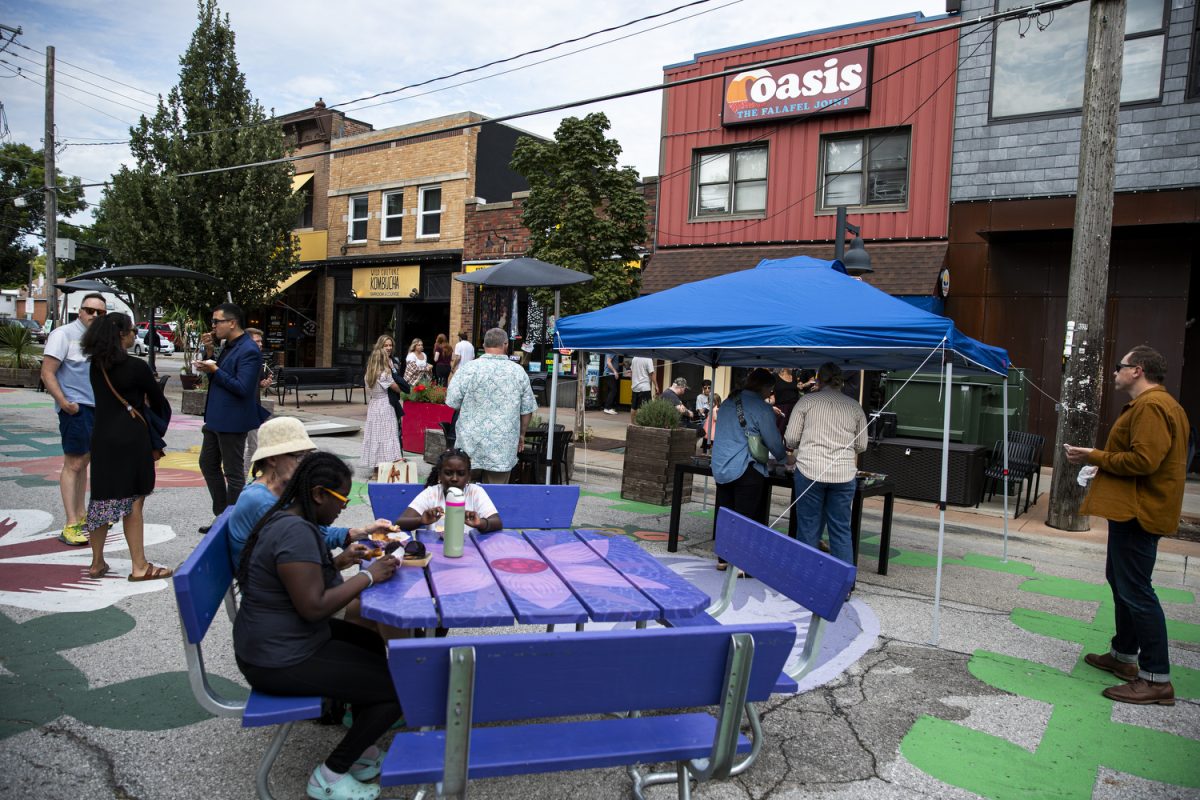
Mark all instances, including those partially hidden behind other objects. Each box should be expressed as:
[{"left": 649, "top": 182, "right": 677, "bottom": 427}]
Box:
[
  {"left": 1047, "top": 0, "right": 1126, "bottom": 531},
  {"left": 43, "top": 45, "right": 58, "bottom": 326}
]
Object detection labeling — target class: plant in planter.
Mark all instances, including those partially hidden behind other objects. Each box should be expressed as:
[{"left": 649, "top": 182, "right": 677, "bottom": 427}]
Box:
[
  {"left": 165, "top": 305, "right": 205, "bottom": 389},
  {"left": 621, "top": 398, "right": 697, "bottom": 505},
  {"left": 0, "top": 325, "right": 42, "bottom": 388},
  {"left": 401, "top": 382, "right": 453, "bottom": 454}
]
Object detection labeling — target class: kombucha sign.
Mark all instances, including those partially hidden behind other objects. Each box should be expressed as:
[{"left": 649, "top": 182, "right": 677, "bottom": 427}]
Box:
[{"left": 722, "top": 48, "right": 871, "bottom": 126}]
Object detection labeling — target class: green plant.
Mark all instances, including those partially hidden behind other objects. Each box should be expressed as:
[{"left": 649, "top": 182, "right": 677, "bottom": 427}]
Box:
[
  {"left": 0, "top": 324, "right": 38, "bottom": 369},
  {"left": 164, "top": 305, "right": 202, "bottom": 373},
  {"left": 405, "top": 382, "right": 447, "bottom": 404},
  {"left": 576, "top": 426, "right": 596, "bottom": 443},
  {"left": 633, "top": 398, "right": 680, "bottom": 429}
]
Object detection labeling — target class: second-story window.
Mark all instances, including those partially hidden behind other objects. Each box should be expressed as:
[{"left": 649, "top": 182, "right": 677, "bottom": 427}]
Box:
[
  {"left": 418, "top": 186, "right": 442, "bottom": 237},
  {"left": 819, "top": 129, "right": 910, "bottom": 211},
  {"left": 383, "top": 190, "right": 404, "bottom": 240},
  {"left": 348, "top": 195, "right": 369, "bottom": 242},
  {"left": 692, "top": 145, "right": 768, "bottom": 219}
]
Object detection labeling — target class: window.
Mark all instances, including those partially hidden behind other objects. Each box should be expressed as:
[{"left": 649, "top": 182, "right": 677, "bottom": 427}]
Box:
[
  {"left": 819, "top": 129, "right": 910, "bottom": 210},
  {"left": 382, "top": 190, "right": 404, "bottom": 240},
  {"left": 348, "top": 195, "right": 369, "bottom": 242},
  {"left": 417, "top": 186, "right": 442, "bottom": 237},
  {"left": 991, "top": 0, "right": 1167, "bottom": 119},
  {"left": 295, "top": 182, "right": 313, "bottom": 229},
  {"left": 692, "top": 145, "right": 767, "bottom": 218}
]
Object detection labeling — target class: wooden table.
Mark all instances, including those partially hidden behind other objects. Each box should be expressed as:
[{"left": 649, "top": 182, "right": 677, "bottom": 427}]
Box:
[
  {"left": 359, "top": 528, "right": 711, "bottom": 630},
  {"left": 666, "top": 461, "right": 895, "bottom": 574}
]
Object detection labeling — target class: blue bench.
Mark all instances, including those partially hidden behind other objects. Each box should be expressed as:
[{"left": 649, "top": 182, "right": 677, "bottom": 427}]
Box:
[
  {"left": 382, "top": 623, "right": 796, "bottom": 798},
  {"left": 173, "top": 510, "right": 323, "bottom": 800},
  {"left": 368, "top": 482, "right": 580, "bottom": 529}
]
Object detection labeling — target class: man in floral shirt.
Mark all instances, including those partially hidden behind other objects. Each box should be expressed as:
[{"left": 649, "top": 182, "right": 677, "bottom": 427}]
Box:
[{"left": 445, "top": 327, "right": 537, "bottom": 483}]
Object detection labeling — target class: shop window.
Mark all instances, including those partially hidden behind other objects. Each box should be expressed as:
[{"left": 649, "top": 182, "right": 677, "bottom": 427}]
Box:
[
  {"left": 691, "top": 145, "right": 767, "bottom": 219},
  {"left": 295, "top": 182, "right": 313, "bottom": 229},
  {"left": 348, "top": 195, "right": 369, "bottom": 242},
  {"left": 418, "top": 186, "right": 442, "bottom": 237},
  {"left": 383, "top": 190, "right": 404, "bottom": 241},
  {"left": 336, "top": 304, "right": 365, "bottom": 352},
  {"left": 819, "top": 129, "right": 910, "bottom": 210},
  {"left": 991, "top": 0, "right": 1167, "bottom": 119}
]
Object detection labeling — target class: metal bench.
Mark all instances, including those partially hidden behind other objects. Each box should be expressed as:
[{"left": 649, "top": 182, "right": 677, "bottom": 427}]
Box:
[
  {"left": 275, "top": 366, "right": 364, "bottom": 408},
  {"left": 172, "top": 510, "right": 323, "bottom": 800},
  {"left": 382, "top": 623, "right": 796, "bottom": 799},
  {"left": 368, "top": 482, "right": 580, "bottom": 529}
]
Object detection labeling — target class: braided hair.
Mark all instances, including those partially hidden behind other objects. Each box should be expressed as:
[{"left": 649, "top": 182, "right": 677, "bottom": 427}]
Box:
[
  {"left": 426, "top": 448, "right": 471, "bottom": 487},
  {"left": 235, "top": 451, "right": 352, "bottom": 593}
]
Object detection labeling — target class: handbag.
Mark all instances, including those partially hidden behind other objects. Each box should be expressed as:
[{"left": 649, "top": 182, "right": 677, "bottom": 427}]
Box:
[
  {"left": 375, "top": 459, "right": 418, "bottom": 484},
  {"left": 102, "top": 367, "right": 171, "bottom": 460},
  {"left": 735, "top": 392, "right": 769, "bottom": 464}
]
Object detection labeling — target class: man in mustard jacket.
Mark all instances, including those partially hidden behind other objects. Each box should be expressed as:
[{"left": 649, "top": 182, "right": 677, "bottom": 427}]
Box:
[{"left": 1065, "top": 345, "right": 1189, "bottom": 706}]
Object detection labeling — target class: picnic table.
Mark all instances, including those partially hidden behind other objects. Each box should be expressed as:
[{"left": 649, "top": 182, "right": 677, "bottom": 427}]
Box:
[{"left": 359, "top": 528, "right": 710, "bottom": 630}]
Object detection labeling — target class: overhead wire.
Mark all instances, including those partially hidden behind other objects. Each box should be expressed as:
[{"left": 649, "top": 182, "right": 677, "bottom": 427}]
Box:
[
  {"left": 5, "top": 48, "right": 158, "bottom": 113},
  {"left": 11, "top": 38, "right": 157, "bottom": 97}
]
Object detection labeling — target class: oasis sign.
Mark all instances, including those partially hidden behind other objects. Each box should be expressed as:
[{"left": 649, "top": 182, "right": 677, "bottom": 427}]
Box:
[{"left": 722, "top": 48, "right": 871, "bottom": 126}]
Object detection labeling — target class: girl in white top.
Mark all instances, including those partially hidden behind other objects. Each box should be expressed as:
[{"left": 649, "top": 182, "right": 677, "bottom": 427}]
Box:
[
  {"left": 403, "top": 338, "right": 431, "bottom": 385},
  {"left": 395, "top": 449, "right": 501, "bottom": 533}
]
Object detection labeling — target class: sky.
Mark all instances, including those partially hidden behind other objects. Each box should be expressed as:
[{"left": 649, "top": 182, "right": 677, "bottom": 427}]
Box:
[{"left": 1, "top": 0, "right": 949, "bottom": 227}]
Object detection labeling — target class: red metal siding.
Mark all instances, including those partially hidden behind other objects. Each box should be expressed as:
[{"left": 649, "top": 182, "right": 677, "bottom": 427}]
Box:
[{"left": 657, "top": 17, "right": 957, "bottom": 248}]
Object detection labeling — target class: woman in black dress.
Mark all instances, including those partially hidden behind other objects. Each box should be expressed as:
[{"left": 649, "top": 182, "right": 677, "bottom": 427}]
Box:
[{"left": 81, "top": 313, "right": 172, "bottom": 581}]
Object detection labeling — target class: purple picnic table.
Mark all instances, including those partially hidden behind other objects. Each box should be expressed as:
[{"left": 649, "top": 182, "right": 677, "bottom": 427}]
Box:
[{"left": 358, "top": 529, "right": 710, "bottom": 630}]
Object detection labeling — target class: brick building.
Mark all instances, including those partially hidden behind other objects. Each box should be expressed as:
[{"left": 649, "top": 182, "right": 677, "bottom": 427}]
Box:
[{"left": 945, "top": 0, "right": 1200, "bottom": 459}]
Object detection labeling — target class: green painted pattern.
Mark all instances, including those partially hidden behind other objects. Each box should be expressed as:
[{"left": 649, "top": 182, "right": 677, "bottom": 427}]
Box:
[
  {"left": 0, "top": 608, "right": 247, "bottom": 740},
  {"left": 580, "top": 490, "right": 673, "bottom": 515}
]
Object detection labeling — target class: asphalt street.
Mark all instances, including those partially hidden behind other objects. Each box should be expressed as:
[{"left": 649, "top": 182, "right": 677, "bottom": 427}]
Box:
[{"left": 1, "top": 378, "right": 1197, "bottom": 799}]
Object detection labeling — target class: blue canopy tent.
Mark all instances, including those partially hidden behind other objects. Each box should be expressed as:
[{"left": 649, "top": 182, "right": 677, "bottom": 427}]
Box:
[{"left": 555, "top": 256, "right": 1014, "bottom": 644}]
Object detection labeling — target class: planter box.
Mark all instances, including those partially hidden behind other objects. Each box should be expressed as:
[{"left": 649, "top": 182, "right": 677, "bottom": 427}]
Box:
[
  {"left": 620, "top": 425, "right": 697, "bottom": 505},
  {"left": 181, "top": 389, "right": 208, "bottom": 416},
  {"left": 402, "top": 401, "right": 455, "bottom": 455},
  {"left": 0, "top": 367, "right": 41, "bottom": 389}
]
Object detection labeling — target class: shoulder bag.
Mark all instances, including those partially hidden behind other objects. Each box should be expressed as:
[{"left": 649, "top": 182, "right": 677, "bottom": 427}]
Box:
[
  {"left": 734, "top": 391, "right": 769, "bottom": 464},
  {"left": 102, "top": 367, "right": 170, "bottom": 460}
]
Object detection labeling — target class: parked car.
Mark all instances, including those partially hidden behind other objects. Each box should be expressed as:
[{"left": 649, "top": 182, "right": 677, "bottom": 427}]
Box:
[
  {"left": 136, "top": 322, "right": 175, "bottom": 345},
  {"left": 132, "top": 328, "right": 175, "bottom": 356},
  {"left": 1, "top": 317, "right": 46, "bottom": 343}
]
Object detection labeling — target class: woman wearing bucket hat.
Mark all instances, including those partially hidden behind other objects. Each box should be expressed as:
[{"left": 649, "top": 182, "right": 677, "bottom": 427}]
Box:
[{"left": 228, "top": 417, "right": 394, "bottom": 566}]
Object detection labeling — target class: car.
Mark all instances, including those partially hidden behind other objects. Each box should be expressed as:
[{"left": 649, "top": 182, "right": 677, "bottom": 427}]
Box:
[
  {"left": 132, "top": 328, "right": 175, "bottom": 356},
  {"left": 136, "top": 322, "right": 175, "bottom": 345},
  {"left": 1, "top": 317, "right": 46, "bottom": 343}
]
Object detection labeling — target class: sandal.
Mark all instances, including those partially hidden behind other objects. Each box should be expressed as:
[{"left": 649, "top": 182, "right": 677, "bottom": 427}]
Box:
[
  {"left": 349, "top": 749, "right": 386, "bottom": 782},
  {"left": 306, "top": 766, "right": 380, "bottom": 800},
  {"left": 86, "top": 563, "right": 111, "bottom": 579},
  {"left": 128, "top": 563, "right": 174, "bottom": 582}
]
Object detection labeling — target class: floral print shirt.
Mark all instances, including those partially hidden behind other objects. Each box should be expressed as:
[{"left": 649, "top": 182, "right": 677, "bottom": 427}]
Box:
[{"left": 445, "top": 354, "right": 537, "bottom": 472}]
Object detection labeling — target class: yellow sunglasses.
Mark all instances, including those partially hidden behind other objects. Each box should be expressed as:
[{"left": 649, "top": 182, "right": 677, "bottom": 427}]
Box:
[{"left": 318, "top": 486, "right": 350, "bottom": 506}]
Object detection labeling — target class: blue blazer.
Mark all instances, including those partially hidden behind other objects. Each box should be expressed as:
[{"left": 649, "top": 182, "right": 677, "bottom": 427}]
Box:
[{"left": 203, "top": 333, "right": 265, "bottom": 433}]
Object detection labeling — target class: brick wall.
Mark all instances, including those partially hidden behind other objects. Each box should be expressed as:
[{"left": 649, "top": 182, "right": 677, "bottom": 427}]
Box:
[{"left": 951, "top": 0, "right": 1200, "bottom": 200}]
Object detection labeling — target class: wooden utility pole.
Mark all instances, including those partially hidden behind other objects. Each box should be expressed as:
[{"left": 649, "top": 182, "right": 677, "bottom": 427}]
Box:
[
  {"left": 1047, "top": 0, "right": 1126, "bottom": 531},
  {"left": 43, "top": 45, "right": 58, "bottom": 326}
]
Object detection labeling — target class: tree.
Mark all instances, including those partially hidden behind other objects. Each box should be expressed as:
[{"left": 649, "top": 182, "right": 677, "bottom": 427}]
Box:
[
  {"left": 0, "top": 142, "right": 86, "bottom": 288},
  {"left": 97, "top": 0, "right": 301, "bottom": 310}
]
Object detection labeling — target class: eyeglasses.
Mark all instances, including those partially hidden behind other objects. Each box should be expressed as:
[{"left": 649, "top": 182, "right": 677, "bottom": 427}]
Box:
[
  {"left": 210, "top": 317, "right": 232, "bottom": 326},
  {"left": 80, "top": 307, "right": 106, "bottom": 316},
  {"left": 1114, "top": 362, "right": 1138, "bottom": 372},
  {"left": 318, "top": 485, "right": 350, "bottom": 507}
]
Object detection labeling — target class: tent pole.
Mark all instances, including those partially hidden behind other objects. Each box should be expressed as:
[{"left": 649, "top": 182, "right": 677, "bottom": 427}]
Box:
[
  {"left": 931, "top": 357, "right": 953, "bottom": 646},
  {"left": 1001, "top": 371, "right": 1010, "bottom": 561},
  {"left": 545, "top": 291, "right": 560, "bottom": 485}
]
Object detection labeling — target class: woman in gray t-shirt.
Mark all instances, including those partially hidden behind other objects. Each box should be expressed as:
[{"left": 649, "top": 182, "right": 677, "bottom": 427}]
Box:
[{"left": 233, "top": 453, "right": 399, "bottom": 800}]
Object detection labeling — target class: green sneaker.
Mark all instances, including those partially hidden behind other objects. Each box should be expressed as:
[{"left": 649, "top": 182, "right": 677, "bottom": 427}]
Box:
[{"left": 57, "top": 523, "right": 88, "bottom": 546}]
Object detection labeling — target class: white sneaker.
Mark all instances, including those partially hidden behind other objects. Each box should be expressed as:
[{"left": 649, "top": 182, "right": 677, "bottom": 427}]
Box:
[{"left": 603, "top": 408, "right": 617, "bottom": 415}]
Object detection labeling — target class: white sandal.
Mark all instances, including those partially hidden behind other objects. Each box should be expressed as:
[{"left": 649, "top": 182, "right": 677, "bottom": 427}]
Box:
[{"left": 306, "top": 766, "right": 380, "bottom": 800}]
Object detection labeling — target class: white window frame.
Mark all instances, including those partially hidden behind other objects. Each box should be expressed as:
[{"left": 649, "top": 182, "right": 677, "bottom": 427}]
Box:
[
  {"left": 417, "top": 185, "right": 442, "bottom": 238},
  {"left": 817, "top": 128, "right": 911, "bottom": 213},
  {"left": 382, "top": 190, "right": 405, "bottom": 241},
  {"left": 348, "top": 194, "right": 369, "bottom": 242},
  {"left": 690, "top": 145, "right": 768, "bottom": 220}
]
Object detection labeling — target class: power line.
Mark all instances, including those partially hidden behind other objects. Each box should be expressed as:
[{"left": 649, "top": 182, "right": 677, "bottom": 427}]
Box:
[
  {"left": 12, "top": 38, "right": 157, "bottom": 97},
  {"left": 165, "top": 0, "right": 1084, "bottom": 181},
  {"left": 5, "top": 48, "right": 157, "bottom": 112},
  {"left": 0, "top": 60, "right": 138, "bottom": 127}
]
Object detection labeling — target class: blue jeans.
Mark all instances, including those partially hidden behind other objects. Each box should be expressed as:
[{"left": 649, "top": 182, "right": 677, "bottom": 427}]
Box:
[
  {"left": 1106, "top": 518, "right": 1170, "bottom": 680},
  {"left": 793, "top": 474, "right": 855, "bottom": 565}
]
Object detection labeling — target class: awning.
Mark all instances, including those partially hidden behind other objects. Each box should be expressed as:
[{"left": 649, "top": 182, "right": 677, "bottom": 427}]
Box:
[
  {"left": 273, "top": 269, "right": 312, "bottom": 296},
  {"left": 291, "top": 172, "right": 314, "bottom": 193}
]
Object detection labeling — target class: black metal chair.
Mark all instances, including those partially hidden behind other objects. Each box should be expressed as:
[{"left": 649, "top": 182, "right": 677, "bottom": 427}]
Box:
[
  {"left": 1007, "top": 431, "right": 1045, "bottom": 513},
  {"left": 978, "top": 438, "right": 1039, "bottom": 518}
]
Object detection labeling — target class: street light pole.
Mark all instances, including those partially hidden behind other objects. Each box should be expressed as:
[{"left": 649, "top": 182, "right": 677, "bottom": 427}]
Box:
[{"left": 834, "top": 206, "right": 872, "bottom": 276}]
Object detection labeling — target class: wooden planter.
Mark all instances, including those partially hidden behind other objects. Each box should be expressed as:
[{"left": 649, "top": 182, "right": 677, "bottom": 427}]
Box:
[
  {"left": 402, "top": 401, "right": 455, "bottom": 455},
  {"left": 0, "top": 367, "right": 41, "bottom": 389},
  {"left": 179, "top": 373, "right": 203, "bottom": 390},
  {"left": 620, "top": 424, "right": 697, "bottom": 505},
  {"left": 181, "top": 389, "right": 208, "bottom": 416}
]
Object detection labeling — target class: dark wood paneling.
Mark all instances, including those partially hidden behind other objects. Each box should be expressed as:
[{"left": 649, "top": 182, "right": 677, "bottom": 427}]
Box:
[
  {"left": 945, "top": 296, "right": 986, "bottom": 339},
  {"left": 948, "top": 202, "right": 990, "bottom": 245},
  {"left": 946, "top": 241, "right": 989, "bottom": 297},
  {"left": 987, "top": 240, "right": 1068, "bottom": 297},
  {"left": 988, "top": 197, "right": 1075, "bottom": 232}
]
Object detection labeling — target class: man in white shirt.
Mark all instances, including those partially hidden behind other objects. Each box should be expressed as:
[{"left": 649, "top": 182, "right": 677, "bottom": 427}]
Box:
[
  {"left": 451, "top": 331, "right": 475, "bottom": 378},
  {"left": 629, "top": 356, "right": 657, "bottom": 422},
  {"left": 40, "top": 293, "right": 108, "bottom": 545}
]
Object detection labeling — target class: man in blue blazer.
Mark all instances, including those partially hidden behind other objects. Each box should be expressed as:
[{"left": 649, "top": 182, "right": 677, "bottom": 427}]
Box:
[{"left": 194, "top": 303, "right": 263, "bottom": 533}]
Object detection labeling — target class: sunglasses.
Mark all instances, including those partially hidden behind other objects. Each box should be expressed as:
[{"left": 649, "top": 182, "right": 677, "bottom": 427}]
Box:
[
  {"left": 210, "top": 317, "right": 232, "bottom": 326},
  {"left": 318, "top": 485, "right": 350, "bottom": 507},
  {"left": 1114, "top": 362, "right": 1138, "bottom": 372},
  {"left": 80, "top": 307, "right": 107, "bottom": 316}
]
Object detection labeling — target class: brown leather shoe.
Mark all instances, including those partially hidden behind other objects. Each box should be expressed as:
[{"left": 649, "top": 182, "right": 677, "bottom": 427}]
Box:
[
  {"left": 1084, "top": 652, "right": 1138, "bottom": 682},
  {"left": 1102, "top": 678, "right": 1174, "bottom": 706}
]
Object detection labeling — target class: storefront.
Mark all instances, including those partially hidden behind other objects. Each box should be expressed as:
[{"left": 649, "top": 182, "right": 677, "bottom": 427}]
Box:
[{"left": 245, "top": 269, "right": 320, "bottom": 369}]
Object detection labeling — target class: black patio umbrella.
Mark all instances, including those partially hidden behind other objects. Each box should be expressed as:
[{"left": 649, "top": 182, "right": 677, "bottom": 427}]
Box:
[
  {"left": 55, "top": 279, "right": 118, "bottom": 293},
  {"left": 70, "top": 265, "right": 227, "bottom": 371},
  {"left": 454, "top": 258, "right": 594, "bottom": 484}
]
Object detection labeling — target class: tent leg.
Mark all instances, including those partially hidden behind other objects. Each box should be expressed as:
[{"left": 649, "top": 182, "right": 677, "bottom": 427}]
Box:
[
  {"left": 545, "top": 291, "right": 561, "bottom": 485},
  {"left": 1002, "top": 374, "right": 1010, "bottom": 562},
  {"left": 931, "top": 358, "right": 953, "bottom": 646}
]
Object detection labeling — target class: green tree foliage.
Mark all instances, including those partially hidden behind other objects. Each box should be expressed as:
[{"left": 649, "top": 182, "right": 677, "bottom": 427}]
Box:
[
  {"left": 0, "top": 142, "right": 86, "bottom": 287},
  {"left": 510, "top": 112, "right": 647, "bottom": 314},
  {"left": 97, "top": 0, "right": 301, "bottom": 309}
]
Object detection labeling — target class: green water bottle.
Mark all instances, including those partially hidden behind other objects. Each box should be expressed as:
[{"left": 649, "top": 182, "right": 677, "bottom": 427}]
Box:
[{"left": 442, "top": 486, "right": 465, "bottom": 558}]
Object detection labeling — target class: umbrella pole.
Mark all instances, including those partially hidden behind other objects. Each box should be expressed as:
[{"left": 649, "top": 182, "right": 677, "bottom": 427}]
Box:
[
  {"left": 931, "top": 357, "right": 953, "bottom": 646},
  {"left": 148, "top": 307, "right": 157, "bottom": 374},
  {"left": 545, "top": 291, "right": 560, "bottom": 485}
]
